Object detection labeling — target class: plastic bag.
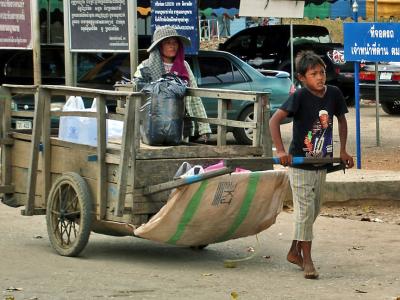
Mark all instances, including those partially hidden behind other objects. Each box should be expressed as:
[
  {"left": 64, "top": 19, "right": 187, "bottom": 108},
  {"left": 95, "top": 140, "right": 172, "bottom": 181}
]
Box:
[
  {"left": 58, "top": 96, "right": 97, "bottom": 145},
  {"left": 58, "top": 97, "right": 123, "bottom": 146},
  {"left": 174, "top": 162, "right": 204, "bottom": 179},
  {"left": 204, "top": 160, "right": 251, "bottom": 173},
  {"left": 140, "top": 74, "right": 187, "bottom": 146},
  {"left": 92, "top": 99, "right": 124, "bottom": 140}
]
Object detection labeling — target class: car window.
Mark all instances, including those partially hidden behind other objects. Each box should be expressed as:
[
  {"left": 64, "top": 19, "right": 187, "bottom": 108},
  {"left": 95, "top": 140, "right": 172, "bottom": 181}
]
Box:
[
  {"left": 256, "top": 35, "right": 265, "bottom": 49},
  {"left": 5, "top": 52, "right": 33, "bottom": 78},
  {"left": 185, "top": 56, "right": 193, "bottom": 70},
  {"left": 198, "top": 56, "right": 246, "bottom": 85},
  {"left": 225, "top": 34, "right": 252, "bottom": 53},
  {"left": 80, "top": 54, "right": 130, "bottom": 84},
  {"left": 292, "top": 33, "right": 331, "bottom": 44},
  {"left": 77, "top": 54, "right": 102, "bottom": 79},
  {"left": 259, "top": 31, "right": 282, "bottom": 53},
  {"left": 41, "top": 49, "right": 64, "bottom": 78}
]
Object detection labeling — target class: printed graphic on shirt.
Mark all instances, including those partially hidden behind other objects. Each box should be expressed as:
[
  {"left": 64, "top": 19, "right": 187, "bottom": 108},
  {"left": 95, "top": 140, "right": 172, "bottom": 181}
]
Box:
[{"left": 303, "top": 110, "right": 333, "bottom": 158}]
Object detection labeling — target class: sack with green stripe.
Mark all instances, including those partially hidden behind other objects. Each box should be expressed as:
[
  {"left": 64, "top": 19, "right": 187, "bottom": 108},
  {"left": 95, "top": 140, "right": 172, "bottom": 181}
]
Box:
[{"left": 134, "top": 170, "right": 289, "bottom": 246}]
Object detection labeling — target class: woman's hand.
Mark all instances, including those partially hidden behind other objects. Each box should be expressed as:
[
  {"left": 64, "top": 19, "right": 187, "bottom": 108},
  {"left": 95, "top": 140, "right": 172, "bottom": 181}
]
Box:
[{"left": 200, "top": 134, "right": 210, "bottom": 143}]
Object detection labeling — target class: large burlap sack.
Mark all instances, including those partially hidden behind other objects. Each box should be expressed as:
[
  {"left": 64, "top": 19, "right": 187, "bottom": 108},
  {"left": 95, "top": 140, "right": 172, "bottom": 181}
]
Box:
[{"left": 134, "top": 170, "right": 289, "bottom": 246}]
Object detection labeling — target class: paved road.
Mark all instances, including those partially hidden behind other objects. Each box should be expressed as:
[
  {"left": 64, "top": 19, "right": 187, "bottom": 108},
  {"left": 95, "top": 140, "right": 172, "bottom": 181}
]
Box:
[
  {"left": 1, "top": 202, "right": 399, "bottom": 300},
  {"left": 1, "top": 105, "right": 399, "bottom": 300}
]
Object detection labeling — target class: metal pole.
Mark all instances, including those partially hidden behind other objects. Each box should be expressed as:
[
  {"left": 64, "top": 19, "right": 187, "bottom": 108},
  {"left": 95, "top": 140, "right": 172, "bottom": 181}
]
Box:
[
  {"left": 128, "top": 0, "right": 138, "bottom": 80},
  {"left": 353, "top": 0, "right": 361, "bottom": 169},
  {"left": 32, "top": 0, "right": 41, "bottom": 85},
  {"left": 374, "top": 0, "right": 380, "bottom": 146},
  {"left": 290, "top": 20, "right": 294, "bottom": 84},
  {"left": 63, "top": 0, "right": 74, "bottom": 86}
]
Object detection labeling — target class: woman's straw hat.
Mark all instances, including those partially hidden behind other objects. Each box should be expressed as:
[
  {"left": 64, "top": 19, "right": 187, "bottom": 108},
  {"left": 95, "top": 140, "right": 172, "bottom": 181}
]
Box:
[{"left": 147, "top": 25, "right": 191, "bottom": 52}]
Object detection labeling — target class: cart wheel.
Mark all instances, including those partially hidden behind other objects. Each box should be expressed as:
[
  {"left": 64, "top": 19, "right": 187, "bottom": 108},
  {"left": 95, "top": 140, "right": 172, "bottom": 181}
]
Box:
[{"left": 46, "top": 172, "right": 93, "bottom": 257}]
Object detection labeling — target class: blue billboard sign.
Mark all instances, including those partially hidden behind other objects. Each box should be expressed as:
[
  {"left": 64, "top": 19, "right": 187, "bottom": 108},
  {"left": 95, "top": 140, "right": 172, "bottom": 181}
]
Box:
[
  {"left": 344, "top": 22, "right": 400, "bottom": 62},
  {"left": 151, "top": 0, "right": 199, "bottom": 55}
]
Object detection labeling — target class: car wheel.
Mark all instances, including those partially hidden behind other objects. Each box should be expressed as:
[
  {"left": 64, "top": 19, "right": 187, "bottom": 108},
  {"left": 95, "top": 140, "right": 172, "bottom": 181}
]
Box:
[
  {"left": 233, "top": 106, "right": 253, "bottom": 145},
  {"left": 381, "top": 101, "right": 400, "bottom": 115}
]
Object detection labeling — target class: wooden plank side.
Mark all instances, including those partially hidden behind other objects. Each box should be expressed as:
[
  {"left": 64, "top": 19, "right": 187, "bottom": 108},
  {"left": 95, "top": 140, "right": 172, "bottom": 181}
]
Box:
[
  {"left": 0, "top": 185, "right": 14, "bottom": 194},
  {"left": 25, "top": 87, "right": 43, "bottom": 215},
  {"left": 217, "top": 98, "right": 227, "bottom": 146},
  {"left": 135, "top": 145, "right": 264, "bottom": 160},
  {"left": 114, "top": 95, "right": 136, "bottom": 217},
  {"left": 129, "top": 94, "right": 142, "bottom": 222},
  {"left": 6, "top": 193, "right": 42, "bottom": 208},
  {"left": 96, "top": 95, "right": 107, "bottom": 219},
  {"left": 0, "top": 87, "right": 12, "bottom": 190},
  {"left": 0, "top": 138, "right": 14, "bottom": 145},
  {"left": 41, "top": 89, "right": 52, "bottom": 206},
  {"left": 186, "top": 87, "right": 258, "bottom": 101},
  {"left": 261, "top": 94, "right": 273, "bottom": 160},
  {"left": 12, "top": 166, "right": 44, "bottom": 195},
  {"left": 186, "top": 117, "right": 257, "bottom": 129},
  {"left": 253, "top": 95, "right": 262, "bottom": 147},
  {"left": 0, "top": 87, "right": 5, "bottom": 186},
  {"left": 10, "top": 139, "right": 131, "bottom": 187}
]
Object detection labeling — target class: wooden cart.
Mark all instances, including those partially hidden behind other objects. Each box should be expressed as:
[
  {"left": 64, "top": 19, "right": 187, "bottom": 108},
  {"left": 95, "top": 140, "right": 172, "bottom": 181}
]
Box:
[{"left": 0, "top": 84, "right": 274, "bottom": 256}]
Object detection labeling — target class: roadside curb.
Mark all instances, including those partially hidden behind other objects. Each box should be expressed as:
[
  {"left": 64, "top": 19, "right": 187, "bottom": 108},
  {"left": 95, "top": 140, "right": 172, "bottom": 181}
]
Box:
[
  {"left": 324, "top": 169, "right": 400, "bottom": 203},
  {"left": 281, "top": 168, "right": 400, "bottom": 204}
]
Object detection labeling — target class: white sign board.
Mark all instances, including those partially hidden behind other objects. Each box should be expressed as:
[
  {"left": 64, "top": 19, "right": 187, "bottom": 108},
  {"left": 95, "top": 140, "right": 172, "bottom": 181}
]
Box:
[{"left": 239, "top": 0, "right": 305, "bottom": 18}]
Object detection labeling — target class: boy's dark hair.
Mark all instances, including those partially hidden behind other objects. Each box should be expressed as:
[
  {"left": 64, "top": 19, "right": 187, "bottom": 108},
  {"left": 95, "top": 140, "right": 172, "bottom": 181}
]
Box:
[{"left": 295, "top": 50, "right": 326, "bottom": 76}]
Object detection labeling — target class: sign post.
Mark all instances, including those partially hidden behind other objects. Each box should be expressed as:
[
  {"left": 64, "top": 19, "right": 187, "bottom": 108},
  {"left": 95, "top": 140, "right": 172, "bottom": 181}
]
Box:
[
  {"left": 353, "top": 1, "right": 361, "bottom": 169},
  {"left": 344, "top": 21, "right": 400, "bottom": 168},
  {"left": 0, "top": 0, "right": 32, "bottom": 49},
  {"left": 151, "top": 0, "right": 199, "bottom": 55},
  {"left": 65, "top": 0, "right": 135, "bottom": 85},
  {"left": 0, "top": 0, "right": 41, "bottom": 85}
]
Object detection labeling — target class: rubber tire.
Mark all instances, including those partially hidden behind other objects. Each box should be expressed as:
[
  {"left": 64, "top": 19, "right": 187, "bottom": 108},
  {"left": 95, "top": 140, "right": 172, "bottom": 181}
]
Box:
[
  {"left": 381, "top": 102, "right": 400, "bottom": 115},
  {"left": 233, "top": 106, "right": 254, "bottom": 145},
  {"left": 46, "top": 172, "right": 93, "bottom": 257}
]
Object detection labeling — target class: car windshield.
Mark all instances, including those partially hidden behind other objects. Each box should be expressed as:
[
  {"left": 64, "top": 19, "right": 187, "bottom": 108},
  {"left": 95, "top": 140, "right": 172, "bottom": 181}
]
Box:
[
  {"left": 292, "top": 32, "right": 331, "bottom": 45},
  {"left": 79, "top": 54, "right": 130, "bottom": 83}
]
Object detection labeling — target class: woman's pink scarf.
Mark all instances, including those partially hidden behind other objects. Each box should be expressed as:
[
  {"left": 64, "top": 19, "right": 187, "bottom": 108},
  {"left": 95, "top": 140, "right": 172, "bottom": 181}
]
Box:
[{"left": 170, "top": 40, "right": 189, "bottom": 81}]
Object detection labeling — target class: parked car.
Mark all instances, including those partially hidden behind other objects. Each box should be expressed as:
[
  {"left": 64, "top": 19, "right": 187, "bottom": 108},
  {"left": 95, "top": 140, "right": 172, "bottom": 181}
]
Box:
[
  {"left": 218, "top": 24, "right": 355, "bottom": 104},
  {"left": 359, "top": 61, "right": 400, "bottom": 115},
  {"left": 0, "top": 45, "right": 103, "bottom": 87},
  {"left": 0, "top": 45, "right": 104, "bottom": 129},
  {"left": 79, "top": 49, "right": 294, "bottom": 144}
]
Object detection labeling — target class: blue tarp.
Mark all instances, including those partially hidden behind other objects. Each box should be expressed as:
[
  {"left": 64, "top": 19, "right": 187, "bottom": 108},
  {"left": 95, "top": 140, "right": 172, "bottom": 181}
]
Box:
[{"left": 305, "top": 0, "right": 367, "bottom": 19}]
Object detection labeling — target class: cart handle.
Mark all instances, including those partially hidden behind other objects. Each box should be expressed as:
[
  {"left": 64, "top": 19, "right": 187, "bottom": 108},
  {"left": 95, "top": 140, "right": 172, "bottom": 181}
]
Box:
[{"left": 272, "top": 157, "right": 342, "bottom": 165}]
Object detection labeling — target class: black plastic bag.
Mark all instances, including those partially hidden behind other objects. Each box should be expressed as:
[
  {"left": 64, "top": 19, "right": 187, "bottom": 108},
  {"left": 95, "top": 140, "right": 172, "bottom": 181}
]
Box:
[{"left": 140, "top": 74, "right": 187, "bottom": 145}]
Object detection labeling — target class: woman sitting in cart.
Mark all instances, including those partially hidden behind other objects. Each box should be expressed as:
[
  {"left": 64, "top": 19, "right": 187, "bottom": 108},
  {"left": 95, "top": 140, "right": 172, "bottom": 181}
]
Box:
[{"left": 134, "top": 25, "right": 211, "bottom": 143}]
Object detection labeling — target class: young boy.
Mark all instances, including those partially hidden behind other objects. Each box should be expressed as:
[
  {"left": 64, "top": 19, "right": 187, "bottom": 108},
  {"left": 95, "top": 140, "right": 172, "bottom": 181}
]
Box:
[{"left": 269, "top": 50, "right": 354, "bottom": 279}]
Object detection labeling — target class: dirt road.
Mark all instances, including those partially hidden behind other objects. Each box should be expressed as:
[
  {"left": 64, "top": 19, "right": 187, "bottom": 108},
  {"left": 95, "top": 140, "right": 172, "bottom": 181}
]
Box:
[
  {"left": 1, "top": 104, "right": 399, "bottom": 300},
  {"left": 1, "top": 202, "right": 399, "bottom": 300}
]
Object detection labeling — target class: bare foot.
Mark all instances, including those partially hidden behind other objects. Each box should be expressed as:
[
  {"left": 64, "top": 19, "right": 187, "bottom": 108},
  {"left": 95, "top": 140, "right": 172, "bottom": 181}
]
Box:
[
  {"left": 303, "top": 261, "right": 319, "bottom": 279},
  {"left": 287, "top": 252, "right": 304, "bottom": 270}
]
